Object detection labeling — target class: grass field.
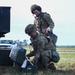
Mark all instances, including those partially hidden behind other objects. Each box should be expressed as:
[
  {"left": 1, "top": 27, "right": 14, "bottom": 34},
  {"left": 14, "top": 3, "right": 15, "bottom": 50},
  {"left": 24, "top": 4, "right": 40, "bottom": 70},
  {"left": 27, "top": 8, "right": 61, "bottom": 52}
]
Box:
[
  {"left": 57, "top": 47, "right": 75, "bottom": 52},
  {"left": 0, "top": 47, "right": 75, "bottom": 75}
]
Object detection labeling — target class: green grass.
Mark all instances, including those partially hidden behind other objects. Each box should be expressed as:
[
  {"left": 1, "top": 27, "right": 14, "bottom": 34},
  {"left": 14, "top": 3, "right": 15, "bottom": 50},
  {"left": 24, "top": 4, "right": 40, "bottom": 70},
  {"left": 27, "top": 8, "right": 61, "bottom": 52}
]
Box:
[
  {"left": 55, "top": 54, "right": 75, "bottom": 70},
  {"left": 0, "top": 47, "right": 75, "bottom": 75},
  {"left": 57, "top": 47, "right": 75, "bottom": 52}
]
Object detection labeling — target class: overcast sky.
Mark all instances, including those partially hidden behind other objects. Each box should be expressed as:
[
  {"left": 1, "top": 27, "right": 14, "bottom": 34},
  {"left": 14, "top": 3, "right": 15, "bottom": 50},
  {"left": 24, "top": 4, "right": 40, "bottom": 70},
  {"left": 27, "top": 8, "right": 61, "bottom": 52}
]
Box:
[{"left": 0, "top": 0, "right": 75, "bottom": 45}]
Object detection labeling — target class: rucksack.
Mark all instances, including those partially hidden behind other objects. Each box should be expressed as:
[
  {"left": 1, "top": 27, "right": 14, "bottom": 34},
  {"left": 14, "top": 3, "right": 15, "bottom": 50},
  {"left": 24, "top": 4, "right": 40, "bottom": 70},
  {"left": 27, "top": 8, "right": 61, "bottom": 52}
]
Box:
[
  {"left": 51, "top": 50, "right": 60, "bottom": 63},
  {"left": 49, "top": 32, "right": 58, "bottom": 46}
]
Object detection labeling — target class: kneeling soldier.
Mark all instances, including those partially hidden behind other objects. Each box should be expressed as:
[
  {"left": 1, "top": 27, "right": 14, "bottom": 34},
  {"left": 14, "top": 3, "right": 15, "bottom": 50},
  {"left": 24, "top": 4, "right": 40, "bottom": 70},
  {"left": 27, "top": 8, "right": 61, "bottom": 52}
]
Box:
[{"left": 25, "top": 24, "right": 57, "bottom": 70}]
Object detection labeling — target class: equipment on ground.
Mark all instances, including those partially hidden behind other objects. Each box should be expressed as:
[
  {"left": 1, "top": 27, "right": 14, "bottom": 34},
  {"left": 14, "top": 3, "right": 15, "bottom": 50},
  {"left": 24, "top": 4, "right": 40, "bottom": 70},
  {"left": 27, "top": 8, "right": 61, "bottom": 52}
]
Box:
[{"left": 9, "top": 44, "right": 37, "bottom": 74}]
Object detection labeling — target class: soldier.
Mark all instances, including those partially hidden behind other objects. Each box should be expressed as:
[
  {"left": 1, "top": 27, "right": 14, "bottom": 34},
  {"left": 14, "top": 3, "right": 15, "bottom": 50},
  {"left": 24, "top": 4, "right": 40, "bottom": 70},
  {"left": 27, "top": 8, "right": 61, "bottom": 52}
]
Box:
[
  {"left": 30, "top": 4, "right": 58, "bottom": 47},
  {"left": 25, "top": 24, "right": 56, "bottom": 70}
]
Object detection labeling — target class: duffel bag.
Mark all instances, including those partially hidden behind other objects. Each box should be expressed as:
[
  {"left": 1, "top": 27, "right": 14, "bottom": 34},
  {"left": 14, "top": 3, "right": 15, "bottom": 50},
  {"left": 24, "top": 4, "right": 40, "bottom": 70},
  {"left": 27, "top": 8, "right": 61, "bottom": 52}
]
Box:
[
  {"left": 9, "top": 44, "right": 26, "bottom": 64},
  {"left": 51, "top": 50, "right": 60, "bottom": 63}
]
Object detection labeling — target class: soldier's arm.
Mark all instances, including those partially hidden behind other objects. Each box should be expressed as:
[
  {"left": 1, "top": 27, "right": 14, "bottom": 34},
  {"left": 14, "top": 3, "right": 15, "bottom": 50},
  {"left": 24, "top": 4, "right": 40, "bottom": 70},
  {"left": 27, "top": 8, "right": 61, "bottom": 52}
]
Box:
[{"left": 44, "top": 13, "right": 54, "bottom": 32}]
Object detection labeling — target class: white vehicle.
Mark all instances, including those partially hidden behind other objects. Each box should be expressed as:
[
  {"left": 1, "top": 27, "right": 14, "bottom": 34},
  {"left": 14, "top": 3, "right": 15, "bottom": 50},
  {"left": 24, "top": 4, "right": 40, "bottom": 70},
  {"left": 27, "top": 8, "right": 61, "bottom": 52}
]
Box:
[{"left": 0, "top": 43, "right": 12, "bottom": 50}]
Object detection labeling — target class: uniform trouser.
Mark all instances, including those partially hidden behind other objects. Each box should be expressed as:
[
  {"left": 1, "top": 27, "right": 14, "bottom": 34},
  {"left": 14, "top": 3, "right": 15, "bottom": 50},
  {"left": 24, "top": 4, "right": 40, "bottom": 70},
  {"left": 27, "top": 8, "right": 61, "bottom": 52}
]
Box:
[
  {"left": 29, "top": 50, "right": 53, "bottom": 69},
  {"left": 40, "top": 50, "right": 52, "bottom": 68}
]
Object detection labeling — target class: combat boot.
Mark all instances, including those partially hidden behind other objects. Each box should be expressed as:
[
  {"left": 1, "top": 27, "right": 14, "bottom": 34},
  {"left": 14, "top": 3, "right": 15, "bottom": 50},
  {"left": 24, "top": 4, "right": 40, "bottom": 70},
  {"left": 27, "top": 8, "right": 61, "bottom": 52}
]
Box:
[{"left": 47, "top": 63, "right": 56, "bottom": 71}]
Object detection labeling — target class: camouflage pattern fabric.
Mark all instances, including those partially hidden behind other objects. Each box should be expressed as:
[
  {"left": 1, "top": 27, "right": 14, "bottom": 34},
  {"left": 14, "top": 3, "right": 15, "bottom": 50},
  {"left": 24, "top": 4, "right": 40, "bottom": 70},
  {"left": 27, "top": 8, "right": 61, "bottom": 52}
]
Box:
[
  {"left": 27, "top": 33, "right": 56, "bottom": 68},
  {"left": 34, "top": 12, "right": 58, "bottom": 47},
  {"left": 34, "top": 12, "right": 54, "bottom": 33}
]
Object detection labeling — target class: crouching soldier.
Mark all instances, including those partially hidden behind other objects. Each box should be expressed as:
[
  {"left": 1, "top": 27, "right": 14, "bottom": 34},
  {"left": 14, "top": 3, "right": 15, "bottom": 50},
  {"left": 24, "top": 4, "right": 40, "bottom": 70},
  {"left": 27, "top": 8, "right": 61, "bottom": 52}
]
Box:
[{"left": 25, "top": 24, "right": 60, "bottom": 71}]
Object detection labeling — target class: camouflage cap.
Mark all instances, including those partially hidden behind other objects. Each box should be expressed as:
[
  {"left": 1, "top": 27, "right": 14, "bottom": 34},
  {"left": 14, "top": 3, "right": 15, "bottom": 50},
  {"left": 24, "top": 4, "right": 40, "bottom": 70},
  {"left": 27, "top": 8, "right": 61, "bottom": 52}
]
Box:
[
  {"left": 25, "top": 24, "right": 37, "bottom": 34},
  {"left": 31, "top": 4, "right": 42, "bottom": 14}
]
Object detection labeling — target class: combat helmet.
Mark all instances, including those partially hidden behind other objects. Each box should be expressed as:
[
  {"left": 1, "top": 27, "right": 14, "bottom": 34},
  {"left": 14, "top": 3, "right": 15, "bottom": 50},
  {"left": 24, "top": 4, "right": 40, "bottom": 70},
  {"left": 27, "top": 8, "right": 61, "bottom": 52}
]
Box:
[
  {"left": 31, "top": 4, "right": 42, "bottom": 14},
  {"left": 25, "top": 24, "right": 37, "bottom": 34}
]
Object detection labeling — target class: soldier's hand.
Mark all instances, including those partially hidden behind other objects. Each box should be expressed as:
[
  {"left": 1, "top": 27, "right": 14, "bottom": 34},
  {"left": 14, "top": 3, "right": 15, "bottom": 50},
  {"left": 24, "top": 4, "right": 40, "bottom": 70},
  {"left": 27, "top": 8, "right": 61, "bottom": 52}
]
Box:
[{"left": 32, "top": 57, "right": 38, "bottom": 65}]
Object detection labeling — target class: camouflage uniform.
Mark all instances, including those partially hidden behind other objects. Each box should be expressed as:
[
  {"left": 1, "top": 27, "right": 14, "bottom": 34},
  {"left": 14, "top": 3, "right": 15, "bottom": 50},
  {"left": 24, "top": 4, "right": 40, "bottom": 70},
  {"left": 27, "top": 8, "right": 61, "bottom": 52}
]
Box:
[
  {"left": 34, "top": 12, "right": 54, "bottom": 33},
  {"left": 31, "top": 4, "right": 54, "bottom": 33},
  {"left": 25, "top": 24, "right": 56, "bottom": 69},
  {"left": 31, "top": 4, "right": 57, "bottom": 46}
]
